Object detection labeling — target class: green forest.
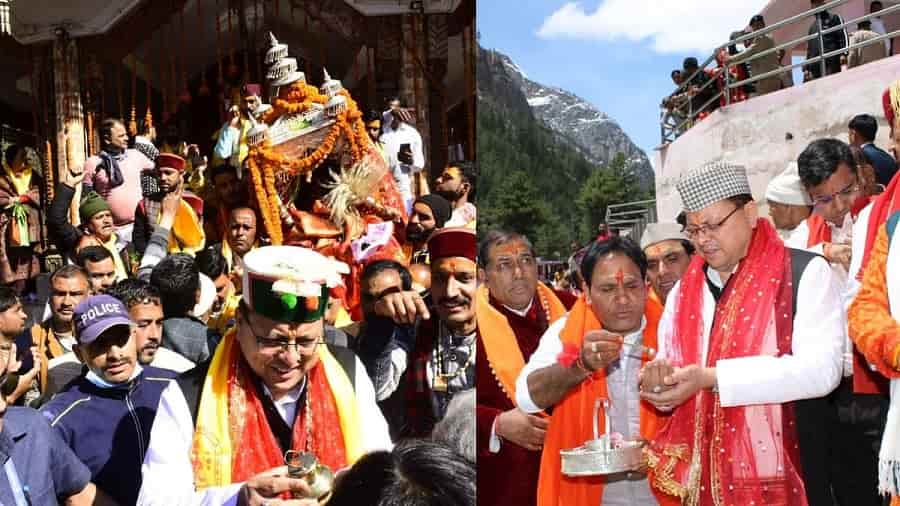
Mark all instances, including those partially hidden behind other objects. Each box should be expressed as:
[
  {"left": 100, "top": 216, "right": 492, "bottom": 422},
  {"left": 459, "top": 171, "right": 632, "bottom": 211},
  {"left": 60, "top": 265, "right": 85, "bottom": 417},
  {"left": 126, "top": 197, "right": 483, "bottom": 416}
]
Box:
[{"left": 477, "top": 47, "right": 651, "bottom": 259}]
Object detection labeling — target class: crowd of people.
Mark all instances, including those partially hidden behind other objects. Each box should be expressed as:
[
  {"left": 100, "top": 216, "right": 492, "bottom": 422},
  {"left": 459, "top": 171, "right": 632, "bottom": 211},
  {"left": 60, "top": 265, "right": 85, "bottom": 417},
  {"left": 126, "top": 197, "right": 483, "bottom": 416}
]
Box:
[
  {"left": 663, "top": 1, "right": 893, "bottom": 137},
  {"left": 0, "top": 57, "right": 480, "bottom": 504},
  {"left": 477, "top": 74, "right": 900, "bottom": 505}
]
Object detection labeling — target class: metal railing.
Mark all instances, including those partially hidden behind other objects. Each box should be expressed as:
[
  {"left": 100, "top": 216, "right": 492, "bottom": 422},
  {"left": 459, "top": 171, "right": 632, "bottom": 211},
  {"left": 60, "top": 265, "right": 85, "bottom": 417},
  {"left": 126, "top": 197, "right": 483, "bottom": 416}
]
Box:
[
  {"left": 660, "top": 0, "right": 900, "bottom": 144},
  {"left": 605, "top": 199, "right": 657, "bottom": 241}
]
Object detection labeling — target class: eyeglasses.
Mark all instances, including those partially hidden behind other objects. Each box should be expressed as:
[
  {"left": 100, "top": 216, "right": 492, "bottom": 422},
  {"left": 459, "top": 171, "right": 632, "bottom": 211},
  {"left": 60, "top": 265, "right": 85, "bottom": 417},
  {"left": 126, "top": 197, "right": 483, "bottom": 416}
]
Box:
[
  {"left": 810, "top": 179, "right": 860, "bottom": 208},
  {"left": 255, "top": 337, "right": 324, "bottom": 354},
  {"left": 684, "top": 205, "right": 743, "bottom": 239},
  {"left": 247, "top": 316, "right": 324, "bottom": 354}
]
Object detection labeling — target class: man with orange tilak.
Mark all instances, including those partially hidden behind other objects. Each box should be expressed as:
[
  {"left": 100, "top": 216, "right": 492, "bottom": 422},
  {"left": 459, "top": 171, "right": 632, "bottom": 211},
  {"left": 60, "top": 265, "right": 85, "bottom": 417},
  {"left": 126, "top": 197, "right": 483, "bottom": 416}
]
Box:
[
  {"left": 639, "top": 223, "right": 693, "bottom": 305},
  {"left": 373, "top": 227, "right": 477, "bottom": 437},
  {"left": 515, "top": 236, "right": 672, "bottom": 506},
  {"left": 475, "top": 230, "right": 567, "bottom": 506}
]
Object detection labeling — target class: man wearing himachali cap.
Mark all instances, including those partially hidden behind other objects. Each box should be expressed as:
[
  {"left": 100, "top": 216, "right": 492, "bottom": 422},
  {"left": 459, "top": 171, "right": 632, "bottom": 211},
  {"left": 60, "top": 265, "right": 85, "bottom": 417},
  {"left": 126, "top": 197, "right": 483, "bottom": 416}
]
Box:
[
  {"left": 370, "top": 227, "right": 478, "bottom": 437},
  {"left": 138, "top": 246, "right": 390, "bottom": 505},
  {"left": 132, "top": 153, "right": 206, "bottom": 257},
  {"left": 639, "top": 161, "right": 844, "bottom": 505}
]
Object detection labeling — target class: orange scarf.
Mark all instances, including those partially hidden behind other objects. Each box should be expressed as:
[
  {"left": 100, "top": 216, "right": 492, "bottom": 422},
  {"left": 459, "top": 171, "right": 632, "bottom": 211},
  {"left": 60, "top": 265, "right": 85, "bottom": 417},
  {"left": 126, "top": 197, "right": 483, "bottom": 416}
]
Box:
[
  {"left": 807, "top": 195, "right": 873, "bottom": 248},
  {"left": 476, "top": 282, "right": 566, "bottom": 406},
  {"left": 537, "top": 295, "right": 676, "bottom": 506},
  {"left": 806, "top": 213, "right": 831, "bottom": 247}
]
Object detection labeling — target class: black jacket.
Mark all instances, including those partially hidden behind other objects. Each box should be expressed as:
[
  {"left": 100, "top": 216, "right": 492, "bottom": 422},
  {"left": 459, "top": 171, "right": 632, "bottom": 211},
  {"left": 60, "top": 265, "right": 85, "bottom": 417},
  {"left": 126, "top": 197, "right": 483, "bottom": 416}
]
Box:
[{"left": 862, "top": 143, "right": 898, "bottom": 187}]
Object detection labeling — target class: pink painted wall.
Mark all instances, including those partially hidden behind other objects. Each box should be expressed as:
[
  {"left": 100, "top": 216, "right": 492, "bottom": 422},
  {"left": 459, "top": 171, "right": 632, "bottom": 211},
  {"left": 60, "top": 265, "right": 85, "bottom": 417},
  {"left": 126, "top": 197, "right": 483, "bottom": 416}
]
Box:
[
  {"left": 654, "top": 54, "right": 900, "bottom": 221},
  {"left": 759, "top": 0, "right": 900, "bottom": 55}
]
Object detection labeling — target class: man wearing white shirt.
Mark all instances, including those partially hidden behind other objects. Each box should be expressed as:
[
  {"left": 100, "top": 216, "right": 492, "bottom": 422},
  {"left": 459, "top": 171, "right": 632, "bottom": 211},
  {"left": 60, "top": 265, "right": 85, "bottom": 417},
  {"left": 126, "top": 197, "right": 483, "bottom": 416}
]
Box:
[
  {"left": 516, "top": 236, "right": 668, "bottom": 506},
  {"left": 639, "top": 161, "right": 843, "bottom": 505},
  {"left": 137, "top": 246, "right": 391, "bottom": 506},
  {"left": 379, "top": 109, "right": 425, "bottom": 213},
  {"left": 797, "top": 139, "right": 889, "bottom": 505},
  {"left": 435, "top": 162, "right": 477, "bottom": 229}
]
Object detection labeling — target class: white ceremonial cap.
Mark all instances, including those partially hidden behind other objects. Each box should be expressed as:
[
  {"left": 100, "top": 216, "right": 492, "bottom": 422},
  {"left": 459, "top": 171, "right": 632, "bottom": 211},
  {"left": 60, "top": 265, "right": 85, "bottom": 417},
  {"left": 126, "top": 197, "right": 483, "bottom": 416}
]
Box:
[
  {"left": 640, "top": 222, "right": 686, "bottom": 250},
  {"left": 764, "top": 162, "right": 813, "bottom": 207}
]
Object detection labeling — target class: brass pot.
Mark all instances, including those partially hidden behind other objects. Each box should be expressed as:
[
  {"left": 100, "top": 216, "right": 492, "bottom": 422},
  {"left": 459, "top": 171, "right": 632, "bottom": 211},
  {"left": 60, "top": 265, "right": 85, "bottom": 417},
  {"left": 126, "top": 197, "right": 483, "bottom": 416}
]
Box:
[{"left": 285, "top": 450, "right": 335, "bottom": 503}]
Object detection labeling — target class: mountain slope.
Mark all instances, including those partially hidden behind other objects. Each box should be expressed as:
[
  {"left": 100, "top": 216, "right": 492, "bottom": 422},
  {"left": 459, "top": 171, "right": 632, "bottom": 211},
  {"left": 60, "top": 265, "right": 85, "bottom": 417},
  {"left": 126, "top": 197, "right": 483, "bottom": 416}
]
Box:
[
  {"left": 477, "top": 45, "right": 651, "bottom": 256},
  {"left": 484, "top": 48, "right": 655, "bottom": 191}
]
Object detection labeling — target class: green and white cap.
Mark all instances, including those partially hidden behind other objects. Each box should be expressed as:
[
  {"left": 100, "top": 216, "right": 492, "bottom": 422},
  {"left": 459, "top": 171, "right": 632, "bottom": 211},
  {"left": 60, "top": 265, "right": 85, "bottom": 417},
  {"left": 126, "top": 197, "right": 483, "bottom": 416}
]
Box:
[{"left": 242, "top": 246, "right": 349, "bottom": 323}]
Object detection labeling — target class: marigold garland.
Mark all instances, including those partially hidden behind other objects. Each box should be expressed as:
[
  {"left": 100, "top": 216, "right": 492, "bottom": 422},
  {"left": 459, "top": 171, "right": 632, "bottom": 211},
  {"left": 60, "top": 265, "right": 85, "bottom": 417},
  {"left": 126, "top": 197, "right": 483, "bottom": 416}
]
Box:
[
  {"left": 246, "top": 77, "right": 372, "bottom": 244},
  {"left": 246, "top": 155, "right": 283, "bottom": 245},
  {"left": 262, "top": 160, "right": 283, "bottom": 243}
]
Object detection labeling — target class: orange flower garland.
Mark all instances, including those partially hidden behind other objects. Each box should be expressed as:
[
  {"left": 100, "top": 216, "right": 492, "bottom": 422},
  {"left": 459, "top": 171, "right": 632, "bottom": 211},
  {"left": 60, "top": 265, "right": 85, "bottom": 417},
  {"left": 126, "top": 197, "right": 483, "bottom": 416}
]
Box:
[
  {"left": 246, "top": 156, "right": 284, "bottom": 245},
  {"left": 246, "top": 77, "right": 373, "bottom": 244},
  {"left": 262, "top": 159, "right": 283, "bottom": 244}
]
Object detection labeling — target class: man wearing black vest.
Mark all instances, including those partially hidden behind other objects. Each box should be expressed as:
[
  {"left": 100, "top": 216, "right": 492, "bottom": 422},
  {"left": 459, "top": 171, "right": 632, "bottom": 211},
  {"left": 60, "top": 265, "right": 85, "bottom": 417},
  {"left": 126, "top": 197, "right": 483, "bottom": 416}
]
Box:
[
  {"left": 640, "top": 161, "right": 843, "bottom": 504},
  {"left": 138, "top": 246, "right": 390, "bottom": 505}
]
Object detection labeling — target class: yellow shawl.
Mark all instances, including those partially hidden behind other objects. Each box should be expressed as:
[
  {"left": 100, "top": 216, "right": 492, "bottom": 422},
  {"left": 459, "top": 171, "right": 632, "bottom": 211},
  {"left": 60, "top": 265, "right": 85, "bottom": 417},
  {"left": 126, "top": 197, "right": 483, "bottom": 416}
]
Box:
[
  {"left": 161, "top": 200, "right": 206, "bottom": 255},
  {"left": 192, "top": 329, "right": 365, "bottom": 488}
]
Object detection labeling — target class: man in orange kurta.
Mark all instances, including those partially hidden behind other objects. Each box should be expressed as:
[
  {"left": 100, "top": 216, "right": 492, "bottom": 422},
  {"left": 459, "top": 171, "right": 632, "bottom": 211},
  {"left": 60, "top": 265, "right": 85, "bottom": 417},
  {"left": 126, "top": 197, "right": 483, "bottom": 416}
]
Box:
[
  {"left": 846, "top": 80, "right": 900, "bottom": 504},
  {"left": 849, "top": 218, "right": 900, "bottom": 505}
]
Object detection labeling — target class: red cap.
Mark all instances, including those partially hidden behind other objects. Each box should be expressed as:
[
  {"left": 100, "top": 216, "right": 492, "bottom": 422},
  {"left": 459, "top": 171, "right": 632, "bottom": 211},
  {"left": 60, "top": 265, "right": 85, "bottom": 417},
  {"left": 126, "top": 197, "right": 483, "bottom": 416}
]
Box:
[
  {"left": 242, "top": 83, "right": 262, "bottom": 97},
  {"left": 427, "top": 227, "right": 476, "bottom": 263},
  {"left": 157, "top": 153, "right": 186, "bottom": 172}
]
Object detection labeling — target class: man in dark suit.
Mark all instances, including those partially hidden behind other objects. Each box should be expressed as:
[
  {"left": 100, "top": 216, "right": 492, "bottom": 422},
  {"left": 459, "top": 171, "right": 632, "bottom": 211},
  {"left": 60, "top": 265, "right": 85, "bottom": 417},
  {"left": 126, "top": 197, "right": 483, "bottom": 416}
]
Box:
[{"left": 849, "top": 113, "right": 898, "bottom": 186}]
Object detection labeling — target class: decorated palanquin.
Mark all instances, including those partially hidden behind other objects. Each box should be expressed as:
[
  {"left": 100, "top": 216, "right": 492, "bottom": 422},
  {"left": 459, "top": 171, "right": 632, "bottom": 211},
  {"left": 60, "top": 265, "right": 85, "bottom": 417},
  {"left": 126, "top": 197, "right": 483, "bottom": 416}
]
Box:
[{"left": 245, "top": 33, "right": 409, "bottom": 319}]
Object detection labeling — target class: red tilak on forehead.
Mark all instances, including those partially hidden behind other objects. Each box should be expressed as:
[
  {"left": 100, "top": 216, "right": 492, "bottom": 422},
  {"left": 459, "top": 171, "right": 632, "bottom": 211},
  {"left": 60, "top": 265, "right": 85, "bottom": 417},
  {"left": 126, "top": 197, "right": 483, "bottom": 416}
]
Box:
[{"left": 615, "top": 268, "right": 625, "bottom": 286}]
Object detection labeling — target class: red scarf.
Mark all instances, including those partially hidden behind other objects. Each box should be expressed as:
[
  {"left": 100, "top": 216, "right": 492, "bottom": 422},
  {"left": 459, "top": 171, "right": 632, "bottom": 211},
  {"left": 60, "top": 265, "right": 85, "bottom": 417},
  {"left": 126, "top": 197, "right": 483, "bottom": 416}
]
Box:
[
  {"left": 647, "top": 219, "right": 806, "bottom": 505},
  {"left": 805, "top": 214, "right": 831, "bottom": 248},
  {"left": 860, "top": 176, "right": 900, "bottom": 280},
  {"left": 230, "top": 356, "right": 348, "bottom": 485}
]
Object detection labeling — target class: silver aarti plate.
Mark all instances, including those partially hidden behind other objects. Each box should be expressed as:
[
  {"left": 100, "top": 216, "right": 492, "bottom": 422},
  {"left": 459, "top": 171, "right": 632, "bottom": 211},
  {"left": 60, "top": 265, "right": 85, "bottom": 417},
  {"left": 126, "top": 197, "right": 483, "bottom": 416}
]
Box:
[
  {"left": 560, "top": 398, "right": 646, "bottom": 476},
  {"left": 561, "top": 438, "right": 645, "bottom": 476}
]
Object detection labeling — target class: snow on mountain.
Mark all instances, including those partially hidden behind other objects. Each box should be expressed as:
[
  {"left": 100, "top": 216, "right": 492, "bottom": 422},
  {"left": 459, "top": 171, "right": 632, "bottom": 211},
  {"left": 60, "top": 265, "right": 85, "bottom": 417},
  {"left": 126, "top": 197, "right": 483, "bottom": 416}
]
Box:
[{"left": 485, "top": 48, "right": 655, "bottom": 191}]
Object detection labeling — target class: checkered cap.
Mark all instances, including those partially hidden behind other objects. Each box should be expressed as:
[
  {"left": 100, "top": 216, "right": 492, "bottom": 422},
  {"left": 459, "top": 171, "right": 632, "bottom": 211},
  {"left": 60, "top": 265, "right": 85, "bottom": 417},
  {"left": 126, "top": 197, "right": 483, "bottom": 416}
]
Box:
[{"left": 676, "top": 161, "right": 752, "bottom": 212}]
